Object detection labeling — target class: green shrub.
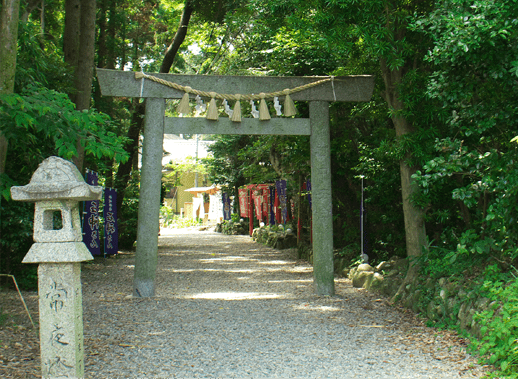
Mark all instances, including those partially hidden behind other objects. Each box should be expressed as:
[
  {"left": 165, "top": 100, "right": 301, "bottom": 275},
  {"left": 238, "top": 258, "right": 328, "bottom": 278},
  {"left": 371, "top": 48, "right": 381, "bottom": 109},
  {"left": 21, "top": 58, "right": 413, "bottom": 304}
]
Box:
[
  {"left": 160, "top": 206, "right": 202, "bottom": 228},
  {"left": 471, "top": 266, "right": 518, "bottom": 377}
]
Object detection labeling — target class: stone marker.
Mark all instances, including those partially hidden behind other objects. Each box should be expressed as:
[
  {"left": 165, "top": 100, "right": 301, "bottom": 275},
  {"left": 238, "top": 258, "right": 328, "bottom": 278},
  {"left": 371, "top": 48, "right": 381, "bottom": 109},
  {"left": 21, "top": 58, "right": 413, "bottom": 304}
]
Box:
[{"left": 11, "top": 156, "right": 102, "bottom": 379}]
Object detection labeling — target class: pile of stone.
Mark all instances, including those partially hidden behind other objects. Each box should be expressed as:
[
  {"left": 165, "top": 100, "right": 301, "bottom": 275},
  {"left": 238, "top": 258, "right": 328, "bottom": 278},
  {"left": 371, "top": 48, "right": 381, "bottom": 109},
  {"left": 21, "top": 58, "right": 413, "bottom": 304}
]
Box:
[
  {"left": 345, "top": 257, "right": 497, "bottom": 338},
  {"left": 215, "top": 220, "right": 248, "bottom": 235},
  {"left": 252, "top": 224, "right": 297, "bottom": 250},
  {"left": 344, "top": 257, "right": 408, "bottom": 296}
]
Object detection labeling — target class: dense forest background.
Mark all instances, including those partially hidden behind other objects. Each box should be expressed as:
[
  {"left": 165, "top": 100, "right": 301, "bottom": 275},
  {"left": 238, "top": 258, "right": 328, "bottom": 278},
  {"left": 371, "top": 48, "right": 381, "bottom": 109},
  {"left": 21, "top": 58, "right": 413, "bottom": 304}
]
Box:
[{"left": 1, "top": 0, "right": 518, "bottom": 375}]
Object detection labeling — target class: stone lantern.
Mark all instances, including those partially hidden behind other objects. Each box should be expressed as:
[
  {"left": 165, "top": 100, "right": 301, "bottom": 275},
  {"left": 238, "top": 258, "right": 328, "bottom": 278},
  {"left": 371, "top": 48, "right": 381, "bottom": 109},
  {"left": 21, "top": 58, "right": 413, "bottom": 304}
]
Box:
[{"left": 11, "top": 156, "right": 102, "bottom": 379}]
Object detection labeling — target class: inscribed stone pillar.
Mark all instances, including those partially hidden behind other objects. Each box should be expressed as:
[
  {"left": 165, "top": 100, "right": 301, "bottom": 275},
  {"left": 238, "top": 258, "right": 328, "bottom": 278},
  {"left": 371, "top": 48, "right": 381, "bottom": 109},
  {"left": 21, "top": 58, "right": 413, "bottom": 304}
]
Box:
[
  {"left": 134, "top": 98, "right": 165, "bottom": 297},
  {"left": 309, "top": 101, "right": 335, "bottom": 296},
  {"left": 39, "top": 263, "right": 84, "bottom": 378}
]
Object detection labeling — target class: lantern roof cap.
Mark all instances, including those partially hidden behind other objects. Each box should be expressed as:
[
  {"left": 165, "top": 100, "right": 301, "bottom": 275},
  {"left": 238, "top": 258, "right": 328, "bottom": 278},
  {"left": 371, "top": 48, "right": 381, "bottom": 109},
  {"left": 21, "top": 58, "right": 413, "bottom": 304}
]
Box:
[{"left": 10, "top": 156, "right": 102, "bottom": 202}]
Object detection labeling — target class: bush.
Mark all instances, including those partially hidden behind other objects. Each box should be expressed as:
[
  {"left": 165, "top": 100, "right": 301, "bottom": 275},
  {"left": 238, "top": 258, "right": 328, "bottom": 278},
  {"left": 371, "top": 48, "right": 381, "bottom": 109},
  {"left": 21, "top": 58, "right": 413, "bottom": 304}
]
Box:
[
  {"left": 160, "top": 206, "right": 202, "bottom": 228},
  {"left": 118, "top": 179, "right": 139, "bottom": 250},
  {"left": 0, "top": 201, "right": 37, "bottom": 290},
  {"left": 471, "top": 266, "right": 518, "bottom": 377}
]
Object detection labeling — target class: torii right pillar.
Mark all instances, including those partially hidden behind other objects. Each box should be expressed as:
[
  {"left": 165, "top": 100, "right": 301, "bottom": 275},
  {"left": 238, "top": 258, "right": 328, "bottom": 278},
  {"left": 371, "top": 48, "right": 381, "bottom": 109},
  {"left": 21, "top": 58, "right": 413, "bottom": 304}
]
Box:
[{"left": 310, "top": 101, "right": 334, "bottom": 296}]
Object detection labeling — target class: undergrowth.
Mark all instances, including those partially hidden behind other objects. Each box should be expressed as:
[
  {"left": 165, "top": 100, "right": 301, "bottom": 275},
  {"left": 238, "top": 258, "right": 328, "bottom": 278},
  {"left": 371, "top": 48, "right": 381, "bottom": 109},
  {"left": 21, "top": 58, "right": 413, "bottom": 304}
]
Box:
[
  {"left": 160, "top": 206, "right": 202, "bottom": 228},
  {"left": 419, "top": 245, "right": 518, "bottom": 378}
]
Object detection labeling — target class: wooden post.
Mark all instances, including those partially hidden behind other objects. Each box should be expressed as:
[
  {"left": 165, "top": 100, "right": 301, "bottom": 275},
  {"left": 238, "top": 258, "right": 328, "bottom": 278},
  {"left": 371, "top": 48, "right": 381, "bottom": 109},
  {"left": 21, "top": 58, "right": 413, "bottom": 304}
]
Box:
[
  {"left": 134, "top": 98, "right": 165, "bottom": 298},
  {"left": 310, "top": 101, "right": 335, "bottom": 296}
]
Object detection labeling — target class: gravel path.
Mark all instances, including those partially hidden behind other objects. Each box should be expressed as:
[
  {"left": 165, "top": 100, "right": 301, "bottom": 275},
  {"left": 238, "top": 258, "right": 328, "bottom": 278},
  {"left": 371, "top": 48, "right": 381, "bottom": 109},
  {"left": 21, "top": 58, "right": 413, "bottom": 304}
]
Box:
[{"left": 79, "top": 228, "right": 488, "bottom": 379}]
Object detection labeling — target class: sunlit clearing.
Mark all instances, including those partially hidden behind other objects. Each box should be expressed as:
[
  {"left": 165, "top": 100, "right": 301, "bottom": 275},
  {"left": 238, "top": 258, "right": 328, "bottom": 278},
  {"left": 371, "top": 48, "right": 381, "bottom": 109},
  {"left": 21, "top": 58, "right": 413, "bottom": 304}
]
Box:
[
  {"left": 268, "top": 279, "right": 312, "bottom": 283},
  {"left": 188, "top": 292, "right": 285, "bottom": 300},
  {"left": 199, "top": 256, "right": 258, "bottom": 263},
  {"left": 293, "top": 303, "right": 341, "bottom": 312},
  {"left": 258, "top": 260, "right": 293, "bottom": 265},
  {"left": 288, "top": 267, "right": 313, "bottom": 273},
  {"left": 165, "top": 268, "right": 255, "bottom": 273},
  {"left": 125, "top": 265, "right": 135, "bottom": 269}
]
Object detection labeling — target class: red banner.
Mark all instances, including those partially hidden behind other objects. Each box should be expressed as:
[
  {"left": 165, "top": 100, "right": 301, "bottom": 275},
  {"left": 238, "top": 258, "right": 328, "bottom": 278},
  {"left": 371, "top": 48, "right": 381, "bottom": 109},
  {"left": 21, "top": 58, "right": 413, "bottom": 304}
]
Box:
[{"left": 238, "top": 188, "right": 249, "bottom": 217}]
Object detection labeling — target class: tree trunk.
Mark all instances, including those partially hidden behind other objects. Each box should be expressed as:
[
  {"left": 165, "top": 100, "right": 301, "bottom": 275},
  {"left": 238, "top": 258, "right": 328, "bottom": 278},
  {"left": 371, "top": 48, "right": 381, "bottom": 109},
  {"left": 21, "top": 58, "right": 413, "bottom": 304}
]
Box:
[
  {"left": 20, "top": 0, "right": 41, "bottom": 22},
  {"left": 0, "top": 0, "right": 20, "bottom": 173},
  {"left": 0, "top": 0, "right": 20, "bottom": 277},
  {"left": 380, "top": 59, "right": 427, "bottom": 290},
  {"left": 116, "top": 0, "right": 195, "bottom": 211},
  {"left": 70, "top": 0, "right": 96, "bottom": 172},
  {"left": 159, "top": 1, "right": 194, "bottom": 73},
  {"left": 97, "top": 0, "right": 108, "bottom": 69},
  {"left": 115, "top": 100, "right": 145, "bottom": 214},
  {"left": 63, "top": 0, "right": 80, "bottom": 85}
]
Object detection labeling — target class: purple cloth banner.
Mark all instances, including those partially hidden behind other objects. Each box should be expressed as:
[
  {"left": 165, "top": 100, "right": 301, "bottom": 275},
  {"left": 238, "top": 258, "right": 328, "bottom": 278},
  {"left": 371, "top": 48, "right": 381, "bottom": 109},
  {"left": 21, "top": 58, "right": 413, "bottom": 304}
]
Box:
[
  {"left": 269, "top": 186, "right": 276, "bottom": 225},
  {"left": 83, "top": 170, "right": 101, "bottom": 255},
  {"left": 275, "top": 180, "right": 287, "bottom": 224},
  {"left": 104, "top": 188, "right": 118, "bottom": 255},
  {"left": 222, "top": 193, "right": 232, "bottom": 221}
]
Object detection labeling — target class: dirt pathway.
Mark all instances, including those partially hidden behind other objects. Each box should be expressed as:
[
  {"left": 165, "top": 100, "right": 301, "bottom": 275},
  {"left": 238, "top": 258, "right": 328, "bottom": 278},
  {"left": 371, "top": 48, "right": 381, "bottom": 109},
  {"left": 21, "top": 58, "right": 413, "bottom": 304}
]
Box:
[{"left": 0, "top": 227, "right": 489, "bottom": 378}]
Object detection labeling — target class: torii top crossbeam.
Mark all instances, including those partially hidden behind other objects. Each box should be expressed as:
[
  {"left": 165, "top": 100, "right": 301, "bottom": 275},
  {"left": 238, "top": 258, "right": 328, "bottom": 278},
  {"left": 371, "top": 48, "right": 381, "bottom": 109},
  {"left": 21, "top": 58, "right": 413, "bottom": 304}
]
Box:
[{"left": 96, "top": 68, "right": 374, "bottom": 102}]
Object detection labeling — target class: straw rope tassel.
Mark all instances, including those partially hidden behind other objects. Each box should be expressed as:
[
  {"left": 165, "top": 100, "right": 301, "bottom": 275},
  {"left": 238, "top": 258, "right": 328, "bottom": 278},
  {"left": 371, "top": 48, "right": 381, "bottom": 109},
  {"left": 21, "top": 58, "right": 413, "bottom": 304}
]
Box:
[
  {"left": 177, "top": 86, "right": 192, "bottom": 115},
  {"left": 206, "top": 92, "right": 219, "bottom": 120},
  {"left": 258, "top": 93, "right": 271, "bottom": 121},
  {"left": 283, "top": 89, "right": 297, "bottom": 117},
  {"left": 231, "top": 94, "right": 242, "bottom": 122}
]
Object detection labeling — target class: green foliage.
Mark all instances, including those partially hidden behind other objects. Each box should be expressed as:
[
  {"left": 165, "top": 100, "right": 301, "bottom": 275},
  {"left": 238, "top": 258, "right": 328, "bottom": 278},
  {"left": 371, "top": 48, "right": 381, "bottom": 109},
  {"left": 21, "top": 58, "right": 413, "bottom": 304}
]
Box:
[
  {"left": 230, "top": 213, "right": 240, "bottom": 223},
  {"left": 0, "top": 86, "right": 128, "bottom": 176},
  {"left": 117, "top": 177, "right": 140, "bottom": 250},
  {"left": 472, "top": 267, "right": 518, "bottom": 376},
  {"left": 160, "top": 206, "right": 202, "bottom": 228},
  {"left": 163, "top": 156, "right": 208, "bottom": 188},
  {"left": 15, "top": 20, "right": 75, "bottom": 94},
  {"left": 0, "top": 201, "right": 36, "bottom": 289}
]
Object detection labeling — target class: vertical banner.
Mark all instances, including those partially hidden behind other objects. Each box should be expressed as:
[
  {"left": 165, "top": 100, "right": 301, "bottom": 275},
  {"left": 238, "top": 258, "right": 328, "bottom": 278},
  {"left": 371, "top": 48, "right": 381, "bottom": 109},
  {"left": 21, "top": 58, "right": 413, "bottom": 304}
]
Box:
[
  {"left": 208, "top": 193, "right": 223, "bottom": 221},
  {"left": 104, "top": 188, "right": 118, "bottom": 255},
  {"left": 238, "top": 188, "right": 249, "bottom": 217},
  {"left": 269, "top": 186, "right": 276, "bottom": 225},
  {"left": 83, "top": 170, "right": 101, "bottom": 255},
  {"left": 275, "top": 180, "right": 288, "bottom": 224},
  {"left": 252, "top": 188, "right": 263, "bottom": 221},
  {"left": 255, "top": 184, "right": 270, "bottom": 221},
  {"left": 307, "top": 179, "right": 313, "bottom": 244},
  {"left": 222, "top": 193, "right": 232, "bottom": 220}
]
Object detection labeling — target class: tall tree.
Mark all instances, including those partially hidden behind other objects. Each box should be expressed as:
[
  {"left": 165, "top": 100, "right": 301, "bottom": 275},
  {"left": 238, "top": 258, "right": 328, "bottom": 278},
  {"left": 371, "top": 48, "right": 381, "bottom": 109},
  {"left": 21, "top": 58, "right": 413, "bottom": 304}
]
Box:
[
  {"left": 286, "top": 0, "right": 433, "bottom": 285},
  {"left": 63, "top": 0, "right": 96, "bottom": 171},
  {"left": 114, "top": 0, "right": 195, "bottom": 214},
  {"left": 0, "top": 0, "right": 20, "bottom": 176},
  {"left": 0, "top": 0, "right": 20, "bottom": 282}
]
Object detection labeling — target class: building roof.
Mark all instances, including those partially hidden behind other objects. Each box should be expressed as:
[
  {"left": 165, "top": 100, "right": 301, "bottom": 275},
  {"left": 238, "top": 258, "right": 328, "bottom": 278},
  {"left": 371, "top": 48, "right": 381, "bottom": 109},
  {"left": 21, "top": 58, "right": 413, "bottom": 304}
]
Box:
[{"left": 184, "top": 185, "right": 220, "bottom": 195}]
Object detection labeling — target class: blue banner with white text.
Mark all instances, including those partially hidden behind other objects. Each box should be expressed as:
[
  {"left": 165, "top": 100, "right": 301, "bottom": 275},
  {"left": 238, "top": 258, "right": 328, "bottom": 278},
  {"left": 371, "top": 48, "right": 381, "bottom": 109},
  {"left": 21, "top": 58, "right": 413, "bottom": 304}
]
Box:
[
  {"left": 275, "top": 180, "right": 287, "bottom": 224},
  {"left": 103, "top": 188, "right": 118, "bottom": 255},
  {"left": 83, "top": 170, "right": 101, "bottom": 255}
]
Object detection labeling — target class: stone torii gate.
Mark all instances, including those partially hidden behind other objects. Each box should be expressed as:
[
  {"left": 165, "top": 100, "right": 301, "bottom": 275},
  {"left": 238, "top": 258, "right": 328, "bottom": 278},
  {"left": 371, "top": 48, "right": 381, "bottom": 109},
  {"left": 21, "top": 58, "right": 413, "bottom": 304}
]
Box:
[{"left": 96, "top": 68, "right": 374, "bottom": 297}]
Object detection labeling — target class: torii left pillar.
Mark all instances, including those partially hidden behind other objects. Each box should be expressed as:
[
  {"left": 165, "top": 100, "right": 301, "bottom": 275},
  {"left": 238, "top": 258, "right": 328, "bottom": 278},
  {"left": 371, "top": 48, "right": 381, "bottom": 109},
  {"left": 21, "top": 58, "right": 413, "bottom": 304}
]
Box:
[
  {"left": 133, "top": 97, "right": 165, "bottom": 297},
  {"left": 96, "top": 68, "right": 375, "bottom": 297}
]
